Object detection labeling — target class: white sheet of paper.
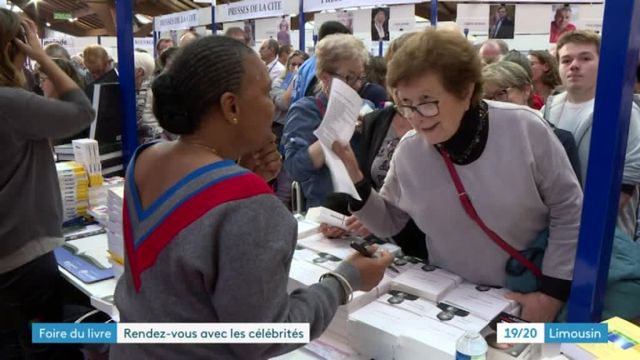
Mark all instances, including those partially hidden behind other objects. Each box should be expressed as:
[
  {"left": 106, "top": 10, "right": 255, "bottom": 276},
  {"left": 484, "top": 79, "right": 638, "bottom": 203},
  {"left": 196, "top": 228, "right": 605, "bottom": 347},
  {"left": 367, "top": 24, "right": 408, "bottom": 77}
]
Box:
[
  {"left": 313, "top": 78, "right": 363, "bottom": 200},
  {"left": 320, "top": 142, "right": 362, "bottom": 200}
]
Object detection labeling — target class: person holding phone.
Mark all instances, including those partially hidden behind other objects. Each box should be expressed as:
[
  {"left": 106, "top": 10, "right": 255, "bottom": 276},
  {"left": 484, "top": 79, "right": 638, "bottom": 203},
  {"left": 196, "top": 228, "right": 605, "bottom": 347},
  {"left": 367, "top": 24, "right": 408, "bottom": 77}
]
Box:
[{"left": 0, "top": 11, "right": 95, "bottom": 359}]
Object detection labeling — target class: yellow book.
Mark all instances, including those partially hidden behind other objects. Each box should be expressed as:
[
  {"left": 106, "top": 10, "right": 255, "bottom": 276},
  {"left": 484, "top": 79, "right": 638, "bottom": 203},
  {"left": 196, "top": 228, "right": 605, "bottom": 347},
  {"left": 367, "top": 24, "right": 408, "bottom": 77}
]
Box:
[{"left": 561, "top": 317, "right": 640, "bottom": 359}]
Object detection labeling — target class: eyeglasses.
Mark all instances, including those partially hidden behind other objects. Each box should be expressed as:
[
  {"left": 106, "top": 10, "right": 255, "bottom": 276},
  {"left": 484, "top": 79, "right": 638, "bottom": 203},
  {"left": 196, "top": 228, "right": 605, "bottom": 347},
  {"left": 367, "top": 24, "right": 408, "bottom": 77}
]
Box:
[
  {"left": 328, "top": 72, "right": 367, "bottom": 88},
  {"left": 484, "top": 88, "right": 510, "bottom": 101},
  {"left": 38, "top": 75, "right": 49, "bottom": 84},
  {"left": 395, "top": 100, "right": 440, "bottom": 119}
]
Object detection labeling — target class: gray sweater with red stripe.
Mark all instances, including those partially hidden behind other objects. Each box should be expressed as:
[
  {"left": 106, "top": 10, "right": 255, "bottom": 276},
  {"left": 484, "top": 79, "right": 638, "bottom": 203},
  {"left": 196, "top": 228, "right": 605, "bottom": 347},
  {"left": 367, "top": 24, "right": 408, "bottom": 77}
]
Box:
[{"left": 111, "top": 162, "right": 360, "bottom": 359}]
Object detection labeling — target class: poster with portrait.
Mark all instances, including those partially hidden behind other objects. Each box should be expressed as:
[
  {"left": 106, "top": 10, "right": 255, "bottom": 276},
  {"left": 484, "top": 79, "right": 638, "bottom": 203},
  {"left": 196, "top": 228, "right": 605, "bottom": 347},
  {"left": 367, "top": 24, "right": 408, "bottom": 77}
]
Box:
[
  {"left": 371, "top": 7, "right": 390, "bottom": 42},
  {"left": 244, "top": 19, "right": 256, "bottom": 47},
  {"left": 550, "top": 4, "right": 579, "bottom": 43},
  {"left": 276, "top": 16, "right": 291, "bottom": 46},
  {"left": 337, "top": 10, "right": 354, "bottom": 34},
  {"left": 488, "top": 4, "right": 516, "bottom": 39}
]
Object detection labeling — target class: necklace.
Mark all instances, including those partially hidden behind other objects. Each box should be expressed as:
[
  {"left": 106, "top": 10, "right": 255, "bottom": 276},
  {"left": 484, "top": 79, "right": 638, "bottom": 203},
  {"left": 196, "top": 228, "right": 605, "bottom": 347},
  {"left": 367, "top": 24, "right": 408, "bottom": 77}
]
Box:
[
  {"left": 179, "top": 139, "right": 218, "bottom": 155},
  {"left": 444, "top": 102, "right": 488, "bottom": 164}
]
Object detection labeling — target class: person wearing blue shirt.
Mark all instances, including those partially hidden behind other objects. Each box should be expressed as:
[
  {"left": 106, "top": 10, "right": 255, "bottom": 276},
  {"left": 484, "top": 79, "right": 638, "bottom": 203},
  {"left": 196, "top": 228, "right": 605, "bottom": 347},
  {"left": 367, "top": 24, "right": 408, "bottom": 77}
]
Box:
[{"left": 283, "top": 34, "right": 369, "bottom": 210}]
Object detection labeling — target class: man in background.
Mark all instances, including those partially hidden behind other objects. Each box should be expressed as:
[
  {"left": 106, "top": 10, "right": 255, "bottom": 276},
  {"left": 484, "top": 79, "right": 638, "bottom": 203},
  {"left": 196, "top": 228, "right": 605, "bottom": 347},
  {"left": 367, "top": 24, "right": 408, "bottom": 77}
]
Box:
[
  {"left": 478, "top": 39, "right": 508, "bottom": 65},
  {"left": 83, "top": 44, "right": 118, "bottom": 101},
  {"left": 544, "top": 31, "right": 640, "bottom": 238},
  {"left": 224, "top": 27, "right": 249, "bottom": 45},
  {"left": 489, "top": 5, "right": 514, "bottom": 39},
  {"left": 155, "top": 37, "right": 174, "bottom": 55},
  {"left": 259, "top": 39, "right": 285, "bottom": 82}
]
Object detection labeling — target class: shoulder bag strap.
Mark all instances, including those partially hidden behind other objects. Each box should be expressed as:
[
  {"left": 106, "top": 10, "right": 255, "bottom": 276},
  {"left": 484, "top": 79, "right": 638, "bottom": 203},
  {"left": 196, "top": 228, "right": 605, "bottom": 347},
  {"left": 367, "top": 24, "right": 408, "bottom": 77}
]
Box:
[
  {"left": 315, "top": 96, "right": 326, "bottom": 118},
  {"left": 437, "top": 146, "right": 543, "bottom": 278}
]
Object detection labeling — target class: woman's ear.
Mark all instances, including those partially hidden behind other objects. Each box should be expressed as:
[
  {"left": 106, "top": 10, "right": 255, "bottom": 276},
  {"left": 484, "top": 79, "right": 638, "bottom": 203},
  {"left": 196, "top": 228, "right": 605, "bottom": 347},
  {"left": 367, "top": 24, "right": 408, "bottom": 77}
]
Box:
[{"left": 220, "top": 92, "right": 240, "bottom": 126}]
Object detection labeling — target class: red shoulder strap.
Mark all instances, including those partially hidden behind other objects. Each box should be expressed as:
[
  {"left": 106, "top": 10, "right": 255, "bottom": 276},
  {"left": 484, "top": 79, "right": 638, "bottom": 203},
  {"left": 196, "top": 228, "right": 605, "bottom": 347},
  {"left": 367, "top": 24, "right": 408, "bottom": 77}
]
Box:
[
  {"left": 315, "top": 96, "right": 326, "bottom": 118},
  {"left": 438, "top": 146, "right": 543, "bottom": 278}
]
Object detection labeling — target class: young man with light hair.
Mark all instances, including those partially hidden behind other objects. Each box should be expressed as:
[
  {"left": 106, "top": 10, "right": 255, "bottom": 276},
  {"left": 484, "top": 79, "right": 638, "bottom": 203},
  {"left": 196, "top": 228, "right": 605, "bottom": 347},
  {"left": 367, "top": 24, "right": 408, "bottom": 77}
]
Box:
[{"left": 543, "top": 30, "right": 640, "bottom": 238}]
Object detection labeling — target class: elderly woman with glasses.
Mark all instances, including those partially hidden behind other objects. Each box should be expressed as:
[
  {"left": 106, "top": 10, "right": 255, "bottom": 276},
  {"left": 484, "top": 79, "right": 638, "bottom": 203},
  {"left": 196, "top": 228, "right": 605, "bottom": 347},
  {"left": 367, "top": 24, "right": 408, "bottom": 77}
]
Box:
[
  {"left": 282, "top": 34, "right": 369, "bottom": 210},
  {"left": 333, "top": 28, "right": 583, "bottom": 323}
]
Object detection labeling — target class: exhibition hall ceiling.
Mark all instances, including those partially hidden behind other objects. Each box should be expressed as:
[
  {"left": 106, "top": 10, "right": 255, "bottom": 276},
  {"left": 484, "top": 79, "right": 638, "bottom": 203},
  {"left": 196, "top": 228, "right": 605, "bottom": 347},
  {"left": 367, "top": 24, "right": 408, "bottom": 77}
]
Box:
[{"left": 7, "top": 0, "right": 455, "bottom": 37}]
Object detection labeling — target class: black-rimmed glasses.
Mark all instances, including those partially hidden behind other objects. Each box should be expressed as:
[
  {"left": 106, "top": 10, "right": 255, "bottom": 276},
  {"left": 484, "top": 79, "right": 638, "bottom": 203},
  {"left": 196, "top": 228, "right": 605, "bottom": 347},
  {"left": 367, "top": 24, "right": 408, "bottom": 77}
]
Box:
[
  {"left": 395, "top": 101, "right": 440, "bottom": 119},
  {"left": 484, "top": 88, "right": 510, "bottom": 101},
  {"left": 328, "top": 72, "right": 367, "bottom": 88}
]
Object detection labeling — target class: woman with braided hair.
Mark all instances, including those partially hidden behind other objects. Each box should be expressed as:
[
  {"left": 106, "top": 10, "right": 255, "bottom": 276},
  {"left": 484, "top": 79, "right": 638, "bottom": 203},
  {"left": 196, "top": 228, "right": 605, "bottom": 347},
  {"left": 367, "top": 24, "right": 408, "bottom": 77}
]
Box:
[{"left": 110, "top": 35, "right": 393, "bottom": 359}]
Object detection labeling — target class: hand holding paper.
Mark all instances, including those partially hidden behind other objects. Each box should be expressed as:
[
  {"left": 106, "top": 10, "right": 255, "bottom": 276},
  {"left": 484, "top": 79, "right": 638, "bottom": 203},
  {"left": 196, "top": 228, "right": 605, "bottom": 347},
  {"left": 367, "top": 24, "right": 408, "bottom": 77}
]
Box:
[{"left": 313, "top": 78, "right": 363, "bottom": 199}]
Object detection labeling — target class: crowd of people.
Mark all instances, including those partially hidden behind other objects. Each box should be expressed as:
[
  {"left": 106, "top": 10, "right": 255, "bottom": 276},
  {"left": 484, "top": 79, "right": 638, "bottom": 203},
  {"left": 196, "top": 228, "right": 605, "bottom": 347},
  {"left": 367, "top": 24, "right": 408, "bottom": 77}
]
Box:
[{"left": 1, "top": 6, "right": 639, "bottom": 358}]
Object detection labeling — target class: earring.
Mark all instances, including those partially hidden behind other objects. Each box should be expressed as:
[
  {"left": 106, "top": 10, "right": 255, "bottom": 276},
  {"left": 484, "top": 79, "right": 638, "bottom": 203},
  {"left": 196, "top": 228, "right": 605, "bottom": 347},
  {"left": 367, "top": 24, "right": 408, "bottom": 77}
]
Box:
[{"left": 231, "top": 118, "right": 239, "bottom": 125}]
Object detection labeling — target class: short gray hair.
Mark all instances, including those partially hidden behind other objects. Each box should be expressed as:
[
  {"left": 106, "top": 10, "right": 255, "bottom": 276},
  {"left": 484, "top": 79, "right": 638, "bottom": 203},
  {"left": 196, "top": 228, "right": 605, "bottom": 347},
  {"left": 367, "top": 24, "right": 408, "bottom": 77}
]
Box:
[
  {"left": 134, "top": 51, "right": 155, "bottom": 81},
  {"left": 315, "top": 34, "right": 368, "bottom": 78}
]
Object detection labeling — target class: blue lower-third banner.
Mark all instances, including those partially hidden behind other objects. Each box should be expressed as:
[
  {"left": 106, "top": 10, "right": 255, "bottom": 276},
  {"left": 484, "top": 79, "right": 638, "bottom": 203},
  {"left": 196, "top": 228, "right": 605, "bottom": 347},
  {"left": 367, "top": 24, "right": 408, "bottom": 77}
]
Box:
[{"left": 32, "top": 323, "right": 310, "bottom": 344}]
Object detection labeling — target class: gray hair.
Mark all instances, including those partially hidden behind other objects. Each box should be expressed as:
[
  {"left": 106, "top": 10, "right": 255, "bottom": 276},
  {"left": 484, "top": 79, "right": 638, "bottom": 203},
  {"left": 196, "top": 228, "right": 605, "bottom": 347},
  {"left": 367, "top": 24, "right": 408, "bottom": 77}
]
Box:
[
  {"left": 134, "top": 51, "right": 155, "bottom": 82},
  {"left": 482, "top": 61, "right": 532, "bottom": 90},
  {"left": 315, "top": 34, "right": 368, "bottom": 78}
]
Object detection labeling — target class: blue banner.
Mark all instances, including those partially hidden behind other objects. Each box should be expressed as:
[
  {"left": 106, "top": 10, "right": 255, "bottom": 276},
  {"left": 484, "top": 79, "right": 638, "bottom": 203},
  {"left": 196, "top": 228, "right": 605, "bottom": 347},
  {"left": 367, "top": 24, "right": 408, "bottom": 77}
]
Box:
[
  {"left": 32, "top": 323, "right": 117, "bottom": 344},
  {"left": 545, "top": 323, "right": 609, "bottom": 343}
]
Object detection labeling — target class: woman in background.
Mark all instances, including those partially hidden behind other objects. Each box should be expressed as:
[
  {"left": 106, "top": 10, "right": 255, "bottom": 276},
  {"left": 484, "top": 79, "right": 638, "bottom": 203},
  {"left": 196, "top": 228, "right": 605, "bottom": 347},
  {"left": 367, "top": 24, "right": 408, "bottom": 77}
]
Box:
[
  {"left": 282, "top": 34, "right": 369, "bottom": 210},
  {"left": 0, "top": 13, "right": 94, "bottom": 359},
  {"left": 482, "top": 60, "right": 581, "bottom": 182},
  {"left": 36, "top": 58, "right": 84, "bottom": 98},
  {"left": 271, "top": 50, "right": 309, "bottom": 208},
  {"left": 528, "top": 50, "right": 562, "bottom": 102}
]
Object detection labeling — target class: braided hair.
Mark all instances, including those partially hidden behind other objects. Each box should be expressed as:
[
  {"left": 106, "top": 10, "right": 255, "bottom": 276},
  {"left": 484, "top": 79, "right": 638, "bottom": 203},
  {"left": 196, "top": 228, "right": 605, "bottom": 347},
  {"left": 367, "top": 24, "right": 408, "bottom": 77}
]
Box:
[{"left": 152, "top": 35, "right": 254, "bottom": 135}]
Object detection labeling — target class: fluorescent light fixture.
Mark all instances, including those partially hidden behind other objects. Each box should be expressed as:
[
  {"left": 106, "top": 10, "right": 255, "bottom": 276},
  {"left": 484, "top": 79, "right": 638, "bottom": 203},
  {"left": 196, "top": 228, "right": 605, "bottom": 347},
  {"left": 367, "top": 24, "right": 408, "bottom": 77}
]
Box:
[{"left": 134, "top": 14, "right": 152, "bottom": 24}]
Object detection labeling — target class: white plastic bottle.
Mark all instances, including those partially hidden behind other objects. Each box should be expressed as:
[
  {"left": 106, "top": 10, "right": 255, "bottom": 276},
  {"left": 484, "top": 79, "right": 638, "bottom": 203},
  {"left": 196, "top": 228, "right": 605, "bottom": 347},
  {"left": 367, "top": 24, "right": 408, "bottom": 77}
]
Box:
[{"left": 455, "top": 331, "right": 488, "bottom": 360}]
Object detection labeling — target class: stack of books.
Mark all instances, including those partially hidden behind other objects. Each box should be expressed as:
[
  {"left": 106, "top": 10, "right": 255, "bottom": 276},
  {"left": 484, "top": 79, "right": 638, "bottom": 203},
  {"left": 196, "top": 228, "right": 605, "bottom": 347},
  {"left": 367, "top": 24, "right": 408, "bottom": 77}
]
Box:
[
  {"left": 72, "top": 139, "right": 103, "bottom": 187},
  {"left": 54, "top": 141, "right": 123, "bottom": 178},
  {"left": 348, "top": 280, "right": 521, "bottom": 359},
  {"left": 287, "top": 241, "right": 410, "bottom": 339},
  {"left": 106, "top": 186, "right": 125, "bottom": 280},
  {"left": 55, "top": 161, "right": 89, "bottom": 222},
  {"left": 561, "top": 317, "right": 640, "bottom": 359}
]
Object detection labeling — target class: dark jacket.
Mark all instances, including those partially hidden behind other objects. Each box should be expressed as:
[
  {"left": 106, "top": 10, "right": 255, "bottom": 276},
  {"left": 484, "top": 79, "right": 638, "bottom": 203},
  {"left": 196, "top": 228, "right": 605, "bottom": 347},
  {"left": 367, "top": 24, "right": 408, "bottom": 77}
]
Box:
[
  {"left": 491, "top": 17, "right": 514, "bottom": 39},
  {"left": 371, "top": 22, "right": 390, "bottom": 41},
  {"left": 357, "top": 106, "right": 428, "bottom": 260}
]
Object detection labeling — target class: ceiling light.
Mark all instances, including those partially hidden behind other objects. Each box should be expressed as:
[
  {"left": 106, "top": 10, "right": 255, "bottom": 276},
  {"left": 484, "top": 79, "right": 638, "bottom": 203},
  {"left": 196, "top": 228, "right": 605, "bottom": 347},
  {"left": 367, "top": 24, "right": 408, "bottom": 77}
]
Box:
[{"left": 134, "top": 14, "right": 152, "bottom": 24}]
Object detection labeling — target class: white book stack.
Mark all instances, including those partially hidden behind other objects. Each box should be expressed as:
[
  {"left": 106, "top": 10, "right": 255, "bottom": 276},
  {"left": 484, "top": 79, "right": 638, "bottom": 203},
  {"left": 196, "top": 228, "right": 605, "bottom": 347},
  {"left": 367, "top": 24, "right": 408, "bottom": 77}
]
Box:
[
  {"left": 56, "top": 161, "right": 90, "bottom": 222},
  {"left": 72, "top": 139, "right": 103, "bottom": 187},
  {"left": 106, "top": 186, "right": 124, "bottom": 280},
  {"left": 440, "top": 282, "right": 521, "bottom": 322},
  {"left": 297, "top": 218, "right": 321, "bottom": 239},
  {"left": 390, "top": 265, "right": 463, "bottom": 303},
  {"left": 348, "top": 294, "right": 467, "bottom": 360},
  {"left": 288, "top": 246, "right": 396, "bottom": 339}
]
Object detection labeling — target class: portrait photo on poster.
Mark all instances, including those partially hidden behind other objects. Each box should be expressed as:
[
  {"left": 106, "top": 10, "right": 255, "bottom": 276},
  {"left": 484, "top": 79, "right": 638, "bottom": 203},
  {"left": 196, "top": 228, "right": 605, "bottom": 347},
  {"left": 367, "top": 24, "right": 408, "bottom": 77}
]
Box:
[
  {"left": 277, "top": 16, "right": 291, "bottom": 47},
  {"left": 488, "top": 4, "right": 516, "bottom": 39},
  {"left": 337, "top": 10, "right": 354, "bottom": 34},
  {"left": 371, "top": 7, "right": 390, "bottom": 41},
  {"left": 550, "top": 4, "right": 577, "bottom": 43},
  {"left": 244, "top": 19, "right": 256, "bottom": 47}
]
